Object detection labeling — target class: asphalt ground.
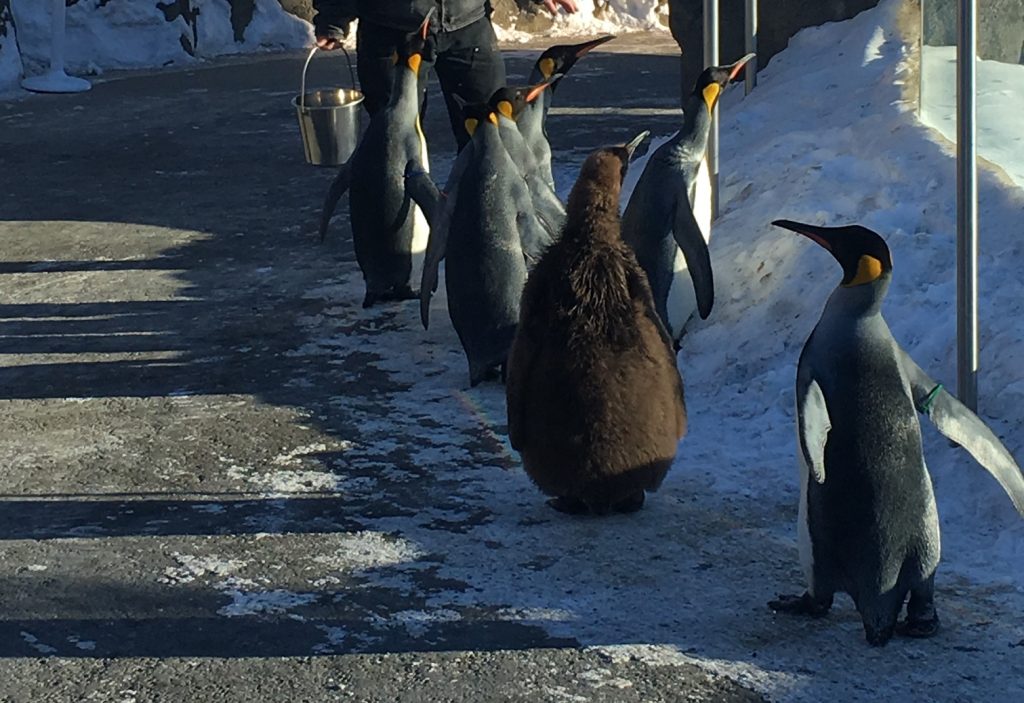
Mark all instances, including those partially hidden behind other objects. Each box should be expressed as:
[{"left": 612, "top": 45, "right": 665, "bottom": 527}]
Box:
[{"left": 0, "top": 36, "right": 766, "bottom": 703}]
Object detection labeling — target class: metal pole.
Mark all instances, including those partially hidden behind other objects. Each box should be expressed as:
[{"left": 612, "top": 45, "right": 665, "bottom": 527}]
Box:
[
  {"left": 956, "top": 0, "right": 978, "bottom": 410},
  {"left": 744, "top": 0, "right": 758, "bottom": 95},
  {"left": 703, "top": 0, "right": 719, "bottom": 219}
]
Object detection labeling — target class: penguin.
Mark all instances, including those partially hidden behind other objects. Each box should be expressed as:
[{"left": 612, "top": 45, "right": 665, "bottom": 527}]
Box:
[
  {"left": 620, "top": 53, "right": 755, "bottom": 346},
  {"left": 317, "top": 13, "right": 432, "bottom": 308},
  {"left": 768, "top": 219, "right": 1024, "bottom": 646},
  {"left": 410, "top": 101, "right": 547, "bottom": 386},
  {"left": 506, "top": 131, "right": 688, "bottom": 515},
  {"left": 489, "top": 84, "right": 566, "bottom": 245},
  {"left": 520, "top": 35, "right": 616, "bottom": 190}
]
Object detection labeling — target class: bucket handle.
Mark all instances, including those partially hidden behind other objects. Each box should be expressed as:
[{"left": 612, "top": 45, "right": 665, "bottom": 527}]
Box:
[{"left": 299, "top": 44, "right": 358, "bottom": 110}]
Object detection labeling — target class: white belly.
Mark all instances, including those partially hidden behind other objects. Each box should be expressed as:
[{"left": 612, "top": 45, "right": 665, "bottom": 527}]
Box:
[
  {"left": 409, "top": 119, "right": 430, "bottom": 286},
  {"left": 666, "top": 157, "right": 713, "bottom": 340}
]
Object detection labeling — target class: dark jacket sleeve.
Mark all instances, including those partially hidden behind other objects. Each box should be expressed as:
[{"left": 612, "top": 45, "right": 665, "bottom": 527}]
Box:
[{"left": 313, "top": 0, "right": 358, "bottom": 39}]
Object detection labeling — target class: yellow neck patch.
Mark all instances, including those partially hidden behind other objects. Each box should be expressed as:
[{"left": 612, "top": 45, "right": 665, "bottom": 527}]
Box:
[
  {"left": 702, "top": 83, "right": 721, "bottom": 112},
  {"left": 464, "top": 118, "right": 479, "bottom": 137},
  {"left": 539, "top": 57, "right": 556, "bottom": 80},
  {"left": 844, "top": 255, "right": 884, "bottom": 287},
  {"left": 497, "top": 100, "right": 514, "bottom": 119},
  {"left": 407, "top": 54, "right": 422, "bottom": 74}
]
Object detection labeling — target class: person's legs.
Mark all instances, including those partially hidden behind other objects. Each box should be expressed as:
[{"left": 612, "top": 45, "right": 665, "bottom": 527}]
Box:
[
  {"left": 432, "top": 17, "right": 507, "bottom": 150},
  {"left": 354, "top": 20, "right": 407, "bottom": 116}
]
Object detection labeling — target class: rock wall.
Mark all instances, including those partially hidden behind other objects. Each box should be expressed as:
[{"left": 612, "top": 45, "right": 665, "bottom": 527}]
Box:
[{"left": 667, "top": 0, "right": 884, "bottom": 96}]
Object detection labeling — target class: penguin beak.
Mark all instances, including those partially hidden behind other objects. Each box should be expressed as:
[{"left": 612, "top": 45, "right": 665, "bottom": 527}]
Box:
[
  {"left": 418, "top": 8, "right": 435, "bottom": 40},
  {"left": 623, "top": 130, "right": 650, "bottom": 161},
  {"left": 571, "top": 34, "right": 615, "bottom": 58},
  {"left": 725, "top": 53, "right": 756, "bottom": 82},
  {"left": 772, "top": 219, "right": 834, "bottom": 252},
  {"left": 525, "top": 76, "right": 557, "bottom": 104}
]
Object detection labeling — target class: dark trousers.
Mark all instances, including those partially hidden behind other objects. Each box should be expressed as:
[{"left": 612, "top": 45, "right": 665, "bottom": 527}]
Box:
[{"left": 354, "top": 16, "right": 506, "bottom": 150}]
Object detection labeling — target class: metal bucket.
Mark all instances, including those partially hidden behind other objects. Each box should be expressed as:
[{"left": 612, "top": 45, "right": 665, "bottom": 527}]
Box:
[{"left": 293, "top": 46, "right": 364, "bottom": 166}]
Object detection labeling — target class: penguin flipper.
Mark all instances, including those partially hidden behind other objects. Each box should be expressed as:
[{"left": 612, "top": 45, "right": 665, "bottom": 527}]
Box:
[
  {"left": 899, "top": 350, "right": 1024, "bottom": 516},
  {"left": 318, "top": 161, "right": 352, "bottom": 243},
  {"left": 532, "top": 182, "right": 567, "bottom": 241},
  {"left": 796, "top": 362, "right": 829, "bottom": 485},
  {"left": 672, "top": 200, "right": 714, "bottom": 319},
  {"left": 404, "top": 159, "right": 442, "bottom": 225},
  {"left": 505, "top": 285, "right": 542, "bottom": 452},
  {"left": 418, "top": 204, "right": 450, "bottom": 330}
]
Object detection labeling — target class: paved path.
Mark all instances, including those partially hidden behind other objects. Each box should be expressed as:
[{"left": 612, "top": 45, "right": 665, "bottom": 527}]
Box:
[{"left": 0, "top": 43, "right": 765, "bottom": 702}]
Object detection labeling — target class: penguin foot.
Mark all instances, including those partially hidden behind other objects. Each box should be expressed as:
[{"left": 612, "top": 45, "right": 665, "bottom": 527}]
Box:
[
  {"left": 613, "top": 491, "right": 646, "bottom": 513},
  {"left": 768, "top": 591, "right": 832, "bottom": 618},
  {"left": 864, "top": 624, "right": 895, "bottom": 647},
  {"left": 546, "top": 496, "right": 591, "bottom": 515},
  {"left": 897, "top": 613, "right": 940, "bottom": 639}
]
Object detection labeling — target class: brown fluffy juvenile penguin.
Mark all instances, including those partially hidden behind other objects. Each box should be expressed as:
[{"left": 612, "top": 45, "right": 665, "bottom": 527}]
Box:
[{"left": 505, "top": 132, "right": 687, "bottom": 515}]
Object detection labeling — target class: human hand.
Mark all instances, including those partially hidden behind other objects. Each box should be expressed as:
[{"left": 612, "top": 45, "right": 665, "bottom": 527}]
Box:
[
  {"left": 539, "top": 0, "right": 578, "bottom": 14},
  {"left": 316, "top": 34, "right": 341, "bottom": 50}
]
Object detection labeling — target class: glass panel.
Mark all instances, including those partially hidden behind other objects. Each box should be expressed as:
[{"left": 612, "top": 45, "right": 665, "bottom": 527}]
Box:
[{"left": 920, "top": 0, "right": 1024, "bottom": 189}]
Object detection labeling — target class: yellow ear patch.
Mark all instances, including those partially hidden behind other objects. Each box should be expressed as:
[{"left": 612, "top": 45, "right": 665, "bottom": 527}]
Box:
[
  {"left": 497, "top": 100, "right": 513, "bottom": 119},
  {"left": 487, "top": 112, "right": 499, "bottom": 126},
  {"left": 464, "top": 118, "right": 479, "bottom": 136},
  {"left": 407, "top": 53, "right": 422, "bottom": 74},
  {"left": 844, "top": 255, "right": 884, "bottom": 287},
  {"left": 539, "top": 57, "right": 556, "bottom": 80},
  {"left": 702, "top": 83, "right": 721, "bottom": 112}
]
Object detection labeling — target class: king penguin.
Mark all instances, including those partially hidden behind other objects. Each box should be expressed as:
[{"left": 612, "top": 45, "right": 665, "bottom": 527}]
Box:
[
  {"left": 519, "top": 36, "right": 615, "bottom": 190},
  {"left": 489, "top": 84, "right": 566, "bottom": 245},
  {"left": 317, "top": 14, "right": 431, "bottom": 308},
  {"left": 768, "top": 219, "right": 1024, "bottom": 646},
  {"left": 506, "top": 132, "right": 688, "bottom": 515},
  {"left": 620, "top": 53, "right": 755, "bottom": 346},
  {"left": 412, "top": 101, "right": 547, "bottom": 386}
]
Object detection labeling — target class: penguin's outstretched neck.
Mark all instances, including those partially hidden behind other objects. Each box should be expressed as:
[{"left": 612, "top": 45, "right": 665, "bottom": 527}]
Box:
[{"left": 564, "top": 157, "right": 623, "bottom": 245}]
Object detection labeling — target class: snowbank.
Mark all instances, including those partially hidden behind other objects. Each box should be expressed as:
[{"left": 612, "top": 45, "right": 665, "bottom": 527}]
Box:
[
  {"left": 3, "top": 0, "right": 312, "bottom": 93},
  {"left": 1, "top": 1, "right": 667, "bottom": 93},
  {"left": 495, "top": 0, "right": 668, "bottom": 43}
]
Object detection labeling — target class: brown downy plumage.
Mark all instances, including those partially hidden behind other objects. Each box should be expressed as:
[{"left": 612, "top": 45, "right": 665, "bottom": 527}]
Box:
[{"left": 505, "top": 137, "right": 687, "bottom": 515}]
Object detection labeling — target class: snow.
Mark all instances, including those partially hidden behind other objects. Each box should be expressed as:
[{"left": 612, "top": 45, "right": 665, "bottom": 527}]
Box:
[
  {"left": 267, "top": 0, "right": 1023, "bottom": 697},
  {"left": 3, "top": 0, "right": 312, "bottom": 93},
  {"left": 494, "top": 0, "right": 668, "bottom": 43},
  {"left": 920, "top": 45, "right": 1024, "bottom": 189}
]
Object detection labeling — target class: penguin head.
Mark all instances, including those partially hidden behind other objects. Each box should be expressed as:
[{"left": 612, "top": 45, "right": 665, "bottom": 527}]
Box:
[
  {"left": 692, "top": 53, "right": 756, "bottom": 113},
  {"left": 532, "top": 35, "right": 615, "bottom": 88},
  {"left": 393, "top": 9, "right": 434, "bottom": 75},
  {"left": 489, "top": 80, "right": 554, "bottom": 121},
  {"left": 773, "top": 219, "right": 894, "bottom": 287},
  {"left": 460, "top": 101, "right": 499, "bottom": 138},
  {"left": 571, "top": 131, "right": 650, "bottom": 204}
]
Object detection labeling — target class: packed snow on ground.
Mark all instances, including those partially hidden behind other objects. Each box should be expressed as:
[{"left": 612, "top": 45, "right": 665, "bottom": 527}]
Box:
[
  {"left": 242, "top": 0, "right": 1024, "bottom": 700},
  {"left": 919, "top": 45, "right": 1024, "bottom": 189}
]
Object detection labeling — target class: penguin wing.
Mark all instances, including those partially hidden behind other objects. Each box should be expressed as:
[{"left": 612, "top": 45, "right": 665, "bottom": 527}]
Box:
[
  {"left": 419, "top": 217, "right": 448, "bottom": 330},
  {"left": 506, "top": 278, "right": 546, "bottom": 452},
  {"left": 530, "top": 180, "right": 567, "bottom": 241},
  {"left": 627, "top": 267, "right": 686, "bottom": 438},
  {"left": 796, "top": 361, "right": 830, "bottom": 484},
  {"left": 318, "top": 160, "right": 351, "bottom": 243},
  {"left": 672, "top": 199, "right": 714, "bottom": 319},
  {"left": 513, "top": 176, "right": 553, "bottom": 263},
  {"left": 404, "top": 159, "right": 444, "bottom": 231},
  {"left": 899, "top": 350, "right": 1024, "bottom": 516}
]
